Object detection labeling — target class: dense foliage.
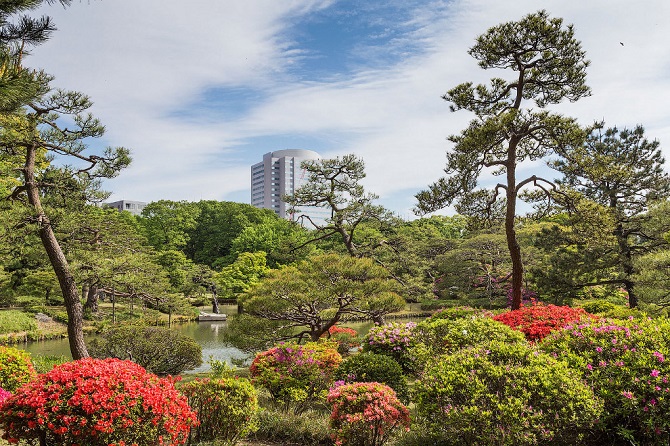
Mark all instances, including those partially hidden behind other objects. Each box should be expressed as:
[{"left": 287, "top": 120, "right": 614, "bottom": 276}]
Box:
[
  {"left": 414, "top": 341, "right": 601, "bottom": 445},
  {"left": 0, "top": 358, "right": 196, "bottom": 445},
  {"left": 181, "top": 377, "right": 259, "bottom": 445},
  {"left": 327, "top": 382, "right": 410, "bottom": 446},
  {"left": 0, "top": 346, "right": 36, "bottom": 392},
  {"left": 363, "top": 322, "right": 416, "bottom": 371},
  {"left": 335, "top": 352, "right": 409, "bottom": 403},
  {"left": 89, "top": 325, "right": 202, "bottom": 375}
]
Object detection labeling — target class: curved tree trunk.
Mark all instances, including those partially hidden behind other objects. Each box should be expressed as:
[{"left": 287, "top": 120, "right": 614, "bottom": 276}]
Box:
[{"left": 24, "top": 142, "right": 89, "bottom": 359}]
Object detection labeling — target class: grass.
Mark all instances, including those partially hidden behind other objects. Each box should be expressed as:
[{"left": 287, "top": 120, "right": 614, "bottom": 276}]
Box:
[{"left": 0, "top": 310, "right": 37, "bottom": 335}]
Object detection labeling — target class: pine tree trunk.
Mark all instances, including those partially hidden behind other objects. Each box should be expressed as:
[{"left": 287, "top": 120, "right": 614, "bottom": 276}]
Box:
[
  {"left": 507, "top": 152, "right": 523, "bottom": 310},
  {"left": 24, "top": 143, "right": 89, "bottom": 359}
]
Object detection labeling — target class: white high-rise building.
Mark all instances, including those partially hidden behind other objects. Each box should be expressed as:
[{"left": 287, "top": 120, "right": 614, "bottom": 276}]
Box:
[{"left": 251, "top": 149, "right": 322, "bottom": 220}]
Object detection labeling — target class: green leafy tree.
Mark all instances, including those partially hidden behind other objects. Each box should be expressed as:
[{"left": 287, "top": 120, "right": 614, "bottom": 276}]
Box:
[
  {"left": 551, "top": 123, "right": 670, "bottom": 307},
  {"left": 138, "top": 200, "right": 200, "bottom": 252},
  {"left": 226, "top": 253, "right": 405, "bottom": 351},
  {"left": 415, "top": 10, "right": 590, "bottom": 309},
  {"left": 1, "top": 2, "right": 130, "bottom": 359},
  {"left": 214, "top": 251, "right": 269, "bottom": 300},
  {"left": 285, "top": 154, "right": 392, "bottom": 257}
]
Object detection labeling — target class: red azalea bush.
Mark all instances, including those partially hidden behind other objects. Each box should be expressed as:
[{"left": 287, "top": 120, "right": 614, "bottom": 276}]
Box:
[
  {"left": 493, "top": 303, "right": 591, "bottom": 342},
  {"left": 327, "top": 382, "right": 410, "bottom": 446},
  {"left": 323, "top": 325, "right": 360, "bottom": 354},
  {"left": 0, "top": 358, "right": 197, "bottom": 446},
  {"left": 0, "top": 346, "right": 36, "bottom": 392},
  {"left": 250, "top": 341, "right": 342, "bottom": 414},
  {"left": 181, "top": 377, "right": 259, "bottom": 445}
]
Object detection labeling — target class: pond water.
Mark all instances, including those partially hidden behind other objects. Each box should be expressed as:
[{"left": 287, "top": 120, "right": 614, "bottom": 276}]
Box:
[{"left": 17, "top": 308, "right": 418, "bottom": 374}]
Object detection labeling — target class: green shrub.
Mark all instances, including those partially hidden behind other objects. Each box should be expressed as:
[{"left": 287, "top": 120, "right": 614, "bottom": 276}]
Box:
[
  {"left": 181, "top": 377, "right": 259, "bottom": 445},
  {"left": 414, "top": 341, "right": 602, "bottom": 445},
  {"left": 0, "top": 346, "right": 36, "bottom": 392},
  {"left": 327, "top": 382, "right": 410, "bottom": 446},
  {"left": 0, "top": 310, "right": 37, "bottom": 334},
  {"left": 577, "top": 299, "right": 619, "bottom": 314},
  {"left": 426, "top": 306, "right": 493, "bottom": 322},
  {"left": 30, "top": 354, "right": 69, "bottom": 374},
  {"left": 250, "top": 341, "right": 342, "bottom": 414},
  {"left": 410, "top": 316, "right": 526, "bottom": 370},
  {"left": 335, "top": 352, "right": 409, "bottom": 403},
  {"left": 89, "top": 325, "right": 202, "bottom": 375},
  {"left": 250, "top": 407, "right": 332, "bottom": 446},
  {"left": 541, "top": 317, "right": 670, "bottom": 444}
]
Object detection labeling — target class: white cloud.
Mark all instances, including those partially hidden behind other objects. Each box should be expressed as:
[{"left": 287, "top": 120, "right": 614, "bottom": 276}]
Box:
[{"left": 26, "top": 0, "right": 670, "bottom": 217}]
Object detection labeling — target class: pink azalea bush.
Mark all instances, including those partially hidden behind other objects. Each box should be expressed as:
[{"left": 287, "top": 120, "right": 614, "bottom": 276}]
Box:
[
  {"left": 363, "top": 322, "right": 416, "bottom": 371},
  {"left": 0, "top": 358, "right": 197, "bottom": 446},
  {"left": 250, "top": 341, "right": 342, "bottom": 414},
  {"left": 541, "top": 317, "right": 670, "bottom": 444},
  {"left": 327, "top": 382, "right": 410, "bottom": 446},
  {"left": 0, "top": 387, "right": 11, "bottom": 405}
]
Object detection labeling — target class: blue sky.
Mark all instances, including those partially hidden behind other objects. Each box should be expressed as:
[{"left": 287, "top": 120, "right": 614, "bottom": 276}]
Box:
[{"left": 29, "top": 0, "right": 670, "bottom": 218}]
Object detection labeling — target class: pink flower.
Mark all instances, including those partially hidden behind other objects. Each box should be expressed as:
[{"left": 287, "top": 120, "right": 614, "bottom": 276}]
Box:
[{"left": 650, "top": 370, "right": 660, "bottom": 378}]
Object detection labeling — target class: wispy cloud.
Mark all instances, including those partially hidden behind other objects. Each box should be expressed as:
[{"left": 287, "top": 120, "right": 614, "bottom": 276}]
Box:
[{"left": 28, "top": 0, "right": 670, "bottom": 215}]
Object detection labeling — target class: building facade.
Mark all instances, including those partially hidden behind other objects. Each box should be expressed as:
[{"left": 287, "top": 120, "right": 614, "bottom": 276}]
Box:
[
  {"left": 251, "top": 149, "right": 321, "bottom": 220},
  {"left": 104, "top": 200, "right": 147, "bottom": 216}
]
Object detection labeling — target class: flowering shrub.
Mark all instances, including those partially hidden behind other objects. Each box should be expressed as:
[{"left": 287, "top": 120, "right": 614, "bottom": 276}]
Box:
[
  {"left": 181, "top": 377, "right": 258, "bottom": 445},
  {"left": 410, "top": 316, "right": 526, "bottom": 371},
  {"left": 250, "top": 341, "right": 342, "bottom": 414},
  {"left": 0, "top": 387, "right": 10, "bottom": 404},
  {"left": 493, "top": 303, "right": 590, "bottom": 342},
  {"left": 0, "top": 346, "right": 36, "bottom": 392},
  {"left": 414, "top": 341, "right": 602, "bottom": 445},
  {"left": 0, "top": 358, "right": 197, "bottom": 445},
  {"left": 322, "top": 325, "right": 360, "bottom": 355},
  {"left": 327, "top": 382, "right": 410, "bottom": 446},
  {"left": 363, "top": 322, "right": 416, "bottom": 371},
  {"left": 541, "top": 317, "right": 670, "bottom": 444},
  {"left": 335, "top": 353, "right": 409, "bottom": 403}
]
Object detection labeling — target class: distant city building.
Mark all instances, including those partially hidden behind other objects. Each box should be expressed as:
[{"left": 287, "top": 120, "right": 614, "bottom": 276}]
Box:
[
  {"left": 104, "top": 200, "right": 147, "bottom": 216},
  {"left": 251, "top": 149, "right": 327, "bottom": 224}
]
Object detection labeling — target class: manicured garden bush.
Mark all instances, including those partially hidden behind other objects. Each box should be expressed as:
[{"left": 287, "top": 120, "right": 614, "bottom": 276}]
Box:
[
  {"left": 327, "top": 382, "right": 410, "bottom": 446},
  {"left": 363, "top": 322, "right": 416, "bottom": 371},
  {"left": 181, "top": 377, "right": 259, "bottom": 445},
  {"left": 0, "top": 346, "right": 36, "bottom": 392},
  {"left": 251, "top": 407, "right": 331, "bottom": 446},
  {"left": 493, "top": 303, "right": 590, "bottom": 342},
  {"left": 414, "top": 341, "right": 602, "bottom": 445},
  {"left": 250, "top": 341, "right": 342, "bottom": 414},
  {"left": 89, "top": 324, "right": 202, "bottom": 375},
  {"left": 335, "top": 352, "right": 409, "bottom": 403},
  {"left": 410, "top": 316, "right": 526, "bottom": 370},
  {"left": 0, "top": 310, "right": 37, "bottom": 335},
  {"left": 541, "top": 317, "right": 670, "bottom": 444},
  {"left": 0, "top": 357, "right": 197, "bottom": 446},
  {"left": 425, "top": 305, "right": 493, "bottom": 322},
  {"left": 322, "top": 325, "right": 360, "bottom": 355}
]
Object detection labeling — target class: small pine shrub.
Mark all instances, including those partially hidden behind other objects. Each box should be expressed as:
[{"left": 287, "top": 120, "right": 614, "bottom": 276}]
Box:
[
  {"left": 251, "top": 407, "right": 331, "bottom": 446},
  {"left": 414, "top": 341, "right": 602, "bottom": 445},
  {"left": 250, "top": 341, "right": 342, "bottom": 414},
  {"left": 0, "top": 358, "right": 197, "bottom": 445},
  {"left": 335, "top": 352, "right": 409, "bottom": 403},
  {"left": 89, "top": 325, "right": 202, "bottom": 375},
  {"left": 181, "top": 377, "right": 259, "bottom": 445},
  {"left": 327, "top": 382, "right": 410, "bottom": 446},
  {"left": 0, "top": 346, "right": 36, "bottom": 392}
]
